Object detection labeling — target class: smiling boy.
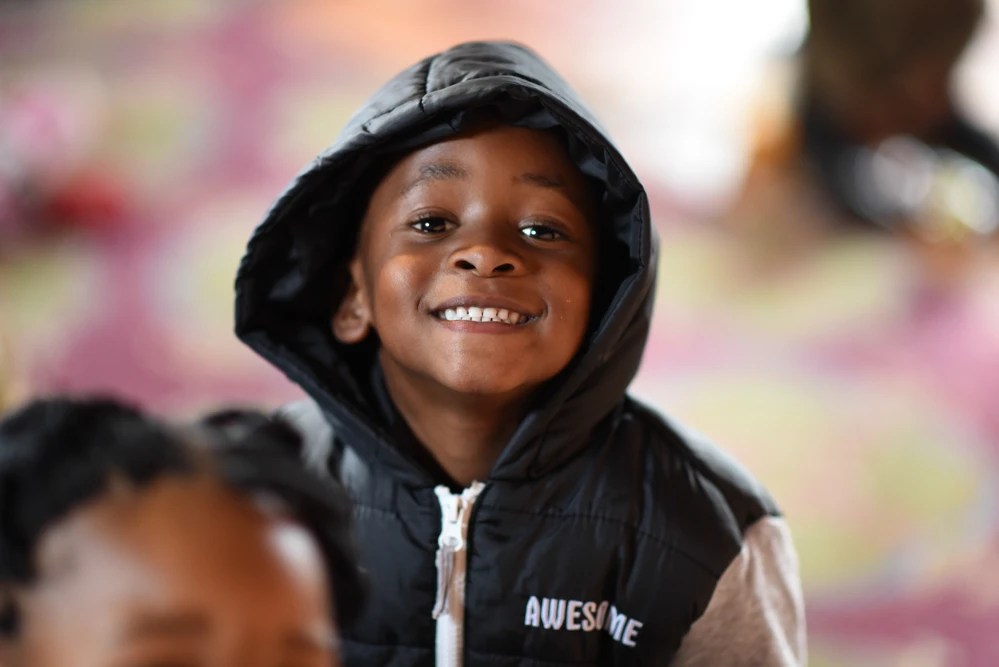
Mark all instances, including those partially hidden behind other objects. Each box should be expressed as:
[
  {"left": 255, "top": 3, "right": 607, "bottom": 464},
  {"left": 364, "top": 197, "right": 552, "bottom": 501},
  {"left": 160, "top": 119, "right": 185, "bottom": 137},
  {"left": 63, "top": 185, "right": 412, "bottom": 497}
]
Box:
[
  {"left": 332, "top": 123, "right": 598, "bottom": 488},
  {"left": 235, "top": 41, "right": 805, "bottom": 665}
]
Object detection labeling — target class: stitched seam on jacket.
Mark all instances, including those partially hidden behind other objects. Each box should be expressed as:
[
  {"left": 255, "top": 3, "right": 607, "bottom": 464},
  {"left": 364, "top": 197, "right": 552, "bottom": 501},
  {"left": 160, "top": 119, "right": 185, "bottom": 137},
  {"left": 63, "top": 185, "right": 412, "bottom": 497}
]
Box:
[
  {"left": 474, "top": 505, "right": 719, "bottom": 578},
  {"left": 539, "top": 100, "right": 641, "bottom": 193},
  {"left": 626, "top": 400, "right": 780, "bottom": 523},
  {"left": 418, "top": 55, "right": 433, "bottom": 115},
  {"left": 352, "top": 502, "right": 437, "bottom": 519}
]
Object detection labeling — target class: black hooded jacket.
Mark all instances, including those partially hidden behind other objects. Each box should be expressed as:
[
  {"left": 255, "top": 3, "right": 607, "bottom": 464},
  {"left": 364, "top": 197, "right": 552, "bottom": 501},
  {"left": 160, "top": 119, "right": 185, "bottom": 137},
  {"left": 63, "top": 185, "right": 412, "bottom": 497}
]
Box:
[{"left": 235, "top": 41, "right": 802, "bottom": 666}]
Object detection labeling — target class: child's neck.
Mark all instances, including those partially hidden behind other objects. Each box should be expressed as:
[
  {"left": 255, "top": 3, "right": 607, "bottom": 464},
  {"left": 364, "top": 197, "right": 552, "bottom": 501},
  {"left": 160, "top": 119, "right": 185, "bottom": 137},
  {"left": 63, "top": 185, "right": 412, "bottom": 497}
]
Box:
[{"left": 379, "top": 358, "right": 529, "bottom": 489}]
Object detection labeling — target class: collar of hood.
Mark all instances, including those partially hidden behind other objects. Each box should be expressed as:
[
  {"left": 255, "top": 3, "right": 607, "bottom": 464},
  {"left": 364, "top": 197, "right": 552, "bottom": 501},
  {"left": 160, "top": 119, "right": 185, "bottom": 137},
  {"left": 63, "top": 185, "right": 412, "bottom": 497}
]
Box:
[{"left": 235, "top": 41, "right": 657, "bottom": 486}]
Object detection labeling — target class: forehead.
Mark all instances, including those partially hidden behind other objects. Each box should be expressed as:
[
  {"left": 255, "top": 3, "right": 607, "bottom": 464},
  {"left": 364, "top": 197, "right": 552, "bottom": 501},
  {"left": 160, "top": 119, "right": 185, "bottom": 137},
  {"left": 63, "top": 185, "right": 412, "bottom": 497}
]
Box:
[
  {"left": 372, "top": 124, "right": 596, "bottom": 211},
  {"left": 29, "top": 476, "right": 330, "bottom": 625}
]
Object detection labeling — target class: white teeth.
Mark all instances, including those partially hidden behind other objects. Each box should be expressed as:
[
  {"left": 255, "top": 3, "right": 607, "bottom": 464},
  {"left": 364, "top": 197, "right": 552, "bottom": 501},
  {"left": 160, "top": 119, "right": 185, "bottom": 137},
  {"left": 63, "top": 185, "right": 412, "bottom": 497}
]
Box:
[{"left": 437, "top": 305, "right": 529, "bottom": 324}]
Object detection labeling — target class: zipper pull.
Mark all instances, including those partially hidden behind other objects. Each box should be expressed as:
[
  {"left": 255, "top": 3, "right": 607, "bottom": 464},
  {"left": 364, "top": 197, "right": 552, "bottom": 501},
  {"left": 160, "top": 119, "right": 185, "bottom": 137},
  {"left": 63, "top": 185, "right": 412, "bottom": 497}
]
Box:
[
  {"left": 431, "top": 482, "right": 485, "bottom": 621},
  {"left": 432, "top": 541, "right": 455, "bottom": 619},
  {"left": 433, "top": 489, "right": 463, "bottom": 619}
]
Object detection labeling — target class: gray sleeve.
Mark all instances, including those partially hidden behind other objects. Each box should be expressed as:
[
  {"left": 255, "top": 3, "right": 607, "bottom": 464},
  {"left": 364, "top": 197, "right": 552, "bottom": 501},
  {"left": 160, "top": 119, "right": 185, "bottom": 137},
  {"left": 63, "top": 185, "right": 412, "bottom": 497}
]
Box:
[
  {"left": 276, "top": 399, "right": 336, "bottom": 474},
  {"left": 670, "top": 516, "right": 807, "bottom": 666}
]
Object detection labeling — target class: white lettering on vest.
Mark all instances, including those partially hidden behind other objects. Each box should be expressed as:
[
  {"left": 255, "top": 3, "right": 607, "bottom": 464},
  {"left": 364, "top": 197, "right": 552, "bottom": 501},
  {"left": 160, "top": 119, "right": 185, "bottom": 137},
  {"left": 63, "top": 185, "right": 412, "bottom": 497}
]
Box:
[
  {"left": 596, "top": 600, "right": 609, "bottom": 630},
  {"left": 581, "top": 601, "right": 597, "bottom": 631},
  {"left": 524, "top": 595, "right": 541, "bottom": 627},
  {"left": 523, "top": 596, "right": 642, "bottom": 647},
  {"left": 566, "top": 600, "right": 582, "bottom": 630},
  {"left": 607, "top": 605, "right": 626, "bottom": 642},
  {"left": 541, "top": 598, "right": 567, "bottom": 630},
  {"left": 622, "top": 619, "right": 644, "bottom": 648}
]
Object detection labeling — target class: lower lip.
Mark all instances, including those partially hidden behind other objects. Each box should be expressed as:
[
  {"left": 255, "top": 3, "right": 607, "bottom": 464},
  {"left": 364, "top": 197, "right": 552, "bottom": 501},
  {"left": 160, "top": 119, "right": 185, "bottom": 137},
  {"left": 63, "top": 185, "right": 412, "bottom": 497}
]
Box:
[{"left": 433, "top": 318, "right": 531, "bottom": 334}]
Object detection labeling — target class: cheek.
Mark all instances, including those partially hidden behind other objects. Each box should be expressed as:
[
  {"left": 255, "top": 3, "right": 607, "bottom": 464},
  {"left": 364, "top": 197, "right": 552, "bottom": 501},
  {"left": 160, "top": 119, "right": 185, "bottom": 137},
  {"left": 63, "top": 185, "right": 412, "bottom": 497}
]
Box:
[
  {"left": 266, "top": 523, "right": 332, "bottom": 621},
  {"left": 555, "top": 264, "right": 594, "bottom": 328},
  {"left": 371, "top": 254, "right": 427, "bottom": 317},
  {"left": 19, "top": 582, "right": 136, "bottom": 667},
  {"left": 535, "top": 264, "right": 593, "bottom": 372}
]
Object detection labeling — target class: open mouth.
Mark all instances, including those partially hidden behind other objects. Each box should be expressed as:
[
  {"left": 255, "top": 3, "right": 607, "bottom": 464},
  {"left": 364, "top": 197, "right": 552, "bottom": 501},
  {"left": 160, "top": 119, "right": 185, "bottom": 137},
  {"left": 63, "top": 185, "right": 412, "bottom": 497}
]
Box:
[{"left": 433, "top": 305, "right": 534, "bottom": 325}]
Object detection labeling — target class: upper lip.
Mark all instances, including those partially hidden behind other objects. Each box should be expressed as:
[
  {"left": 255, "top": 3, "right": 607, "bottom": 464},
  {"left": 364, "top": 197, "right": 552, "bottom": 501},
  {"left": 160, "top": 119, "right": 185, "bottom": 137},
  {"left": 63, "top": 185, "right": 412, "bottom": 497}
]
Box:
[{"left": 429, "top": 295, "right": 541, "bottom": 317}]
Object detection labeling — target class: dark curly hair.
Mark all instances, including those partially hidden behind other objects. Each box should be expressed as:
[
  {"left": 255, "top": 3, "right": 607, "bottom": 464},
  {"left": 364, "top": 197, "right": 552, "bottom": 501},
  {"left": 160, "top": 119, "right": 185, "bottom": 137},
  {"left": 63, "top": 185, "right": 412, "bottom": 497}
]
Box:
[{"left": 0, "top": 397, "right": 365, "bottom": 636}]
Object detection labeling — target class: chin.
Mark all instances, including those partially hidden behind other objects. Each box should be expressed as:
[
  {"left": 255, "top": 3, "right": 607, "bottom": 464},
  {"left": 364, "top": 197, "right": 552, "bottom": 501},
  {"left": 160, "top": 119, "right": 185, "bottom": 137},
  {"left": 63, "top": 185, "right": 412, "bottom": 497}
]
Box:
[{"left": 435, "top": 367, "right": 535, "bottom": 398}]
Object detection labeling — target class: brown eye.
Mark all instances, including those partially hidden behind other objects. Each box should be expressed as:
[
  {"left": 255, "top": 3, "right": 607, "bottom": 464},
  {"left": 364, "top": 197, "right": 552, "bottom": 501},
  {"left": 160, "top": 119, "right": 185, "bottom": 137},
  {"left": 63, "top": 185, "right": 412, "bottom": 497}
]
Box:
[
  {"left": 411, "top": 216, "right": 454, "bottom": 234},
  {"left": 520, "top": 223, "right": 565, "bottom": 241}
]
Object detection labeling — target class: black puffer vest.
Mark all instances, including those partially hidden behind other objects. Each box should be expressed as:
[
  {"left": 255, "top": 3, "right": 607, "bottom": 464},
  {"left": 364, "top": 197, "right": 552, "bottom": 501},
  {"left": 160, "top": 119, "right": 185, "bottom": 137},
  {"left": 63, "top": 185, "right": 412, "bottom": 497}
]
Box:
[{"left": 235, "top": 41, "right": 778, "bottom": 665}]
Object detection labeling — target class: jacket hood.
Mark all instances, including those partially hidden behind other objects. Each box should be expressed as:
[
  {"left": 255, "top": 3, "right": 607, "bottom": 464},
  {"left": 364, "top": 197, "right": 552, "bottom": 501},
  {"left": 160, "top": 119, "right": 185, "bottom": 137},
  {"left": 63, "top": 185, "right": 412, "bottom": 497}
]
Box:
[{"left": 235, "top": 41, "right": 656, "bottom": 485}]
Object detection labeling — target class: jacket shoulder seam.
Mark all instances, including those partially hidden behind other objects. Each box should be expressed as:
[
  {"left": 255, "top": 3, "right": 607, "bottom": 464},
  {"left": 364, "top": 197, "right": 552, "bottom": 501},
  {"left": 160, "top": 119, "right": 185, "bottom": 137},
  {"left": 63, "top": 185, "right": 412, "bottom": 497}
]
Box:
[{"left": 623, "top": 398, "right": 779, "bottom": 525}]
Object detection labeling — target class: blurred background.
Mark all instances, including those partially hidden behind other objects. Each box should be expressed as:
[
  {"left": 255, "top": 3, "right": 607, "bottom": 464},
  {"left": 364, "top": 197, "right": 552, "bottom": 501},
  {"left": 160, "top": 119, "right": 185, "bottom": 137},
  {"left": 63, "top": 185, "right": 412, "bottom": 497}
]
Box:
[{"left": 2, "top": 0, "right": 999, "bottom": 664}]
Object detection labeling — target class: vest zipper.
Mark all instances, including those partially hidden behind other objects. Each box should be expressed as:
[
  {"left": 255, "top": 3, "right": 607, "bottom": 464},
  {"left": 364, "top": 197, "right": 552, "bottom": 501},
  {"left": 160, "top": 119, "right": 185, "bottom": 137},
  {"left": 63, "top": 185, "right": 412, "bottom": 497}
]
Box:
[{"left": 432, "top": 481, "right": 485, "bottom": 667}]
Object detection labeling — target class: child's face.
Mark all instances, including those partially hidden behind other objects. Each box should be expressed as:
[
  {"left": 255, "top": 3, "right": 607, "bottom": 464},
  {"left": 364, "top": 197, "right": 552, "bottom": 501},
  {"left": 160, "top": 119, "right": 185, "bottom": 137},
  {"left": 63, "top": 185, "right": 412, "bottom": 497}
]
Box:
[
  {"left": 337, "top": 124, "right": 598, "bottom": 398},
  {"left": 11, "top": 476, "right": 339, "bottom": 667}
]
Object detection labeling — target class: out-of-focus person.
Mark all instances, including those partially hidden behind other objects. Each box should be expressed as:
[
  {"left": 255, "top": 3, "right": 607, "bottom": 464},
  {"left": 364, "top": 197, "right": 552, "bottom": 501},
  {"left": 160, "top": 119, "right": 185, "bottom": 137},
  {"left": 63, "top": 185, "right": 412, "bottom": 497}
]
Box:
[
  {"left": 733, "top": 0, "right": 999, "bottom": 251},
  {"left": 0, "top": 69, "right": 127, "bottom": 248},
  {"left": 0, "top": 398, "right": 365, "bottom": 667}
]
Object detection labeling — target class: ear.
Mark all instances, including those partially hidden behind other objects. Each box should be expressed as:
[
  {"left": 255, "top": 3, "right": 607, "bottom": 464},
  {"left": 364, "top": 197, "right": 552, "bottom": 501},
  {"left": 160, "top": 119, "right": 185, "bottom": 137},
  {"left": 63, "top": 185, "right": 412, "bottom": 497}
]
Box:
[{"left": 332, "top": 258, "right": 373, "bottom": 344}]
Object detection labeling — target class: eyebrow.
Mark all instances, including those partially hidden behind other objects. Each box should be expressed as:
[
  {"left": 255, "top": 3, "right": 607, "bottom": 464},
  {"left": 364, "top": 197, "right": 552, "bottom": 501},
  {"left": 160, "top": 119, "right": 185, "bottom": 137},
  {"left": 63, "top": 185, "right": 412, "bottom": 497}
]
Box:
[
  {"left": 400, "top": 162, "right": 469, "bottom": 195},
  {"left": 514, "top": 172, "right": 566, "bottom": 189},
  {"left": 120, "top": 612, "right": 210, "bottom": 641}
]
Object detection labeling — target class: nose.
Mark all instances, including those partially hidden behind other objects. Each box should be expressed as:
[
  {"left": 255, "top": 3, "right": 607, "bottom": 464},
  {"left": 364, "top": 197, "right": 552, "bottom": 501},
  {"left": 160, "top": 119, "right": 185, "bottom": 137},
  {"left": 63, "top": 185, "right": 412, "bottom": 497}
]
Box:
[{"left": 449, "top": 239, "right": 523, "bottom": 277}]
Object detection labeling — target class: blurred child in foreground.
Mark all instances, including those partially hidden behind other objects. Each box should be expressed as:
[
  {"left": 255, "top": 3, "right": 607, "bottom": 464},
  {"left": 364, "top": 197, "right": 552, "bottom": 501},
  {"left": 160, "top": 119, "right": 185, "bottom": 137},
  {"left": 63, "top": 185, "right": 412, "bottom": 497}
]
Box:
[{"left": 0, "top": 398, "right": 364, "bottom": 667}]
